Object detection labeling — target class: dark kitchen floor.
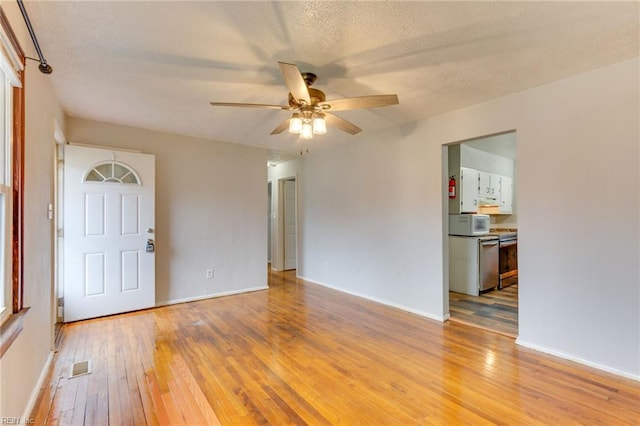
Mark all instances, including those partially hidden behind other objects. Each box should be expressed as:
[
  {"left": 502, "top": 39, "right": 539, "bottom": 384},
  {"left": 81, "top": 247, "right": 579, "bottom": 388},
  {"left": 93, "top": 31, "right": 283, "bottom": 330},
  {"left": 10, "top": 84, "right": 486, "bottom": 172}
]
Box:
[{"left": 449, "top": 284, "right": 518, "bottom": 337}]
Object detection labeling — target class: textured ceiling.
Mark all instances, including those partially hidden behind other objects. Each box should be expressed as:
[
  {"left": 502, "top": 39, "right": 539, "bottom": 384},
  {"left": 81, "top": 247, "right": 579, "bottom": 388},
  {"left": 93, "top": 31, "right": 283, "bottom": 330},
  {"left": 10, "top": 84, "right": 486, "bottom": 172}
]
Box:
[{"left": 22, "top": 1, "right": 640, "bottom": 162}]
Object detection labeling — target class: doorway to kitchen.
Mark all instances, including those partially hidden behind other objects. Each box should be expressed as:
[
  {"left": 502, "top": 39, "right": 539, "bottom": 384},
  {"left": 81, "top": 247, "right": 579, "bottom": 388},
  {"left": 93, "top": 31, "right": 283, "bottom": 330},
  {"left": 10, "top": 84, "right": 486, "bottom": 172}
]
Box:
[{"left": 444, "top": 131, "right": 518, "bottom": 337}]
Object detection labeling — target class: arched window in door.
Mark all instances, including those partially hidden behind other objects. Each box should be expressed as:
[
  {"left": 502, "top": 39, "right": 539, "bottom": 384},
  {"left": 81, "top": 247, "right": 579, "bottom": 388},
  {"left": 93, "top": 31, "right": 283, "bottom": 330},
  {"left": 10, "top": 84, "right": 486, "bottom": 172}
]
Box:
[{"left": 84, "top": 161, "right": 141, "bottom": 185}]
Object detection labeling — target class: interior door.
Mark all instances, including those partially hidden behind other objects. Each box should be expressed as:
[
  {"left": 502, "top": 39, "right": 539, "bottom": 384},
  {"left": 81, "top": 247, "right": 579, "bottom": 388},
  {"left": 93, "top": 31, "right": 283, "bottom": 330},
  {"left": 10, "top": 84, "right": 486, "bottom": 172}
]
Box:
[
  {"left": 63, "top": 145, "right": 155, "bottom": 322},
  {"left": 283, "top": 179, "right": 297, "bottom": 270}
]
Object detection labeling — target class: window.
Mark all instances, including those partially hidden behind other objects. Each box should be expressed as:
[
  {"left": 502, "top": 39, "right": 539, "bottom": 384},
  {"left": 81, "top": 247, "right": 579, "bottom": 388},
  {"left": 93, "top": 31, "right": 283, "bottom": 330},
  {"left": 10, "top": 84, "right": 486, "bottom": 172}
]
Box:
[
  {"left": 0, "top": 8, "right": 24, "bottom": 328},
  {"left": 85, "top": 161, "right": 141, "bottom": 184}
]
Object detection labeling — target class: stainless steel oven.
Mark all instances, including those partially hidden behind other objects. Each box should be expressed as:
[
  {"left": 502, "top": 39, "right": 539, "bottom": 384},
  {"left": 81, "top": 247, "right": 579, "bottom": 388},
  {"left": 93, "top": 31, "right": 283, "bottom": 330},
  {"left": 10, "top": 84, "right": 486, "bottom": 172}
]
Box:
[{"left": 498, "top": 233, "right": 518, "bottom": 288}]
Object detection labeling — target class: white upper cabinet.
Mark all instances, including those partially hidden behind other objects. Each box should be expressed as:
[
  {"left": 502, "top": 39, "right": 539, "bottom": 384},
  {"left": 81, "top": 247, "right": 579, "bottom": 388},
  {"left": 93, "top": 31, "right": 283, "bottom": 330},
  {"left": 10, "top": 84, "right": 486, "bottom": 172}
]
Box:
[
  {"left": 478, "top": 171, "right": 500, "bottom": 199},
  {"left": 456, "top": 168, "right": 513, "bottom": 214},
  {"left": 448, "top": 142, "right": 515, "bottom": 215},
  {"left": 460, "top": 167, "right": 480, "bottom": 213},
  {"left": 499, "top": 176, "right": 513, "bottom": 214}
]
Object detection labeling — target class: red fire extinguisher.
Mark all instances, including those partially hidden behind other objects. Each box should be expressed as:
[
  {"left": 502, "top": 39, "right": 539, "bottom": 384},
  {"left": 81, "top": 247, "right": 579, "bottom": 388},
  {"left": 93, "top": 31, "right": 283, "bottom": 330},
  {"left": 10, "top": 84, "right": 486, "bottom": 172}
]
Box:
[{"left": 449, "top": 176, "right": 456, "bottom": 199}]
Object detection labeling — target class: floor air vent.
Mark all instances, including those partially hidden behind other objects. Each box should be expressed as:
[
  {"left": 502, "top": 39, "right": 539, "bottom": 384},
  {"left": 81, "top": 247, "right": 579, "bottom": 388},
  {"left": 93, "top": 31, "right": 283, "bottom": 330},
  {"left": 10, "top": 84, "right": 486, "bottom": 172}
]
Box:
[{"left": 69, "top": 360, "right": 91, "bottom": 379}]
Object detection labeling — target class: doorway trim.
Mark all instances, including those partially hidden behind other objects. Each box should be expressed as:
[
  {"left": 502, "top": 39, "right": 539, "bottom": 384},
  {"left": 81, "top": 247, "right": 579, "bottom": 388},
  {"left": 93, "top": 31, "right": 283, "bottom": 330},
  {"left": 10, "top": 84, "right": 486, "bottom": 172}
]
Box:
[
  {"left": 52, "top": 120, "right": 65, "bottom": 349},
  {"left": 442, "top": 130, "right": 519, "bottom": 337},
  {"left": 282, "top": 178, "right": 297, "bottom": 270},
  {"left": 271, "top": 174, "right": 298, "bottom": 272},
  {"left": 267, "top": 180, "right": 273, "bottom": 265}
]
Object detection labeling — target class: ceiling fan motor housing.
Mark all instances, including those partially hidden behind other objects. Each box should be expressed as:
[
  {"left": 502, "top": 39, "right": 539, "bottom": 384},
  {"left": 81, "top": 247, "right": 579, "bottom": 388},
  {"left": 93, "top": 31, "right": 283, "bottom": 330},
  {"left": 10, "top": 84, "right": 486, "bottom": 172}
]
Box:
[
  {"left": 288, "top": 87, "right": 326, "bottom": 109},
  {"left": 301, "top": 72, "right": 317, "bottom": 86}
]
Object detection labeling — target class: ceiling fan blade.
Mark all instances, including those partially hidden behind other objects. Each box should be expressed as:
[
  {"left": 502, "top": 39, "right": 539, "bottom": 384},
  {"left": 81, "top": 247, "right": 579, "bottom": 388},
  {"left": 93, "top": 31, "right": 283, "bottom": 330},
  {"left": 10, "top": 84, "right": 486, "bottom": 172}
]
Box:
[
  {"left": 324, "top": 113, "right": 362, "bottom": 135},
  {"left": 321, "top": 94, "right": 399, "bottom": 112},
  {"left": 271, "top": 118, "right": 290, "bottom": 135},
  {"left": 278, "top": 62, "right": 311, "bottom": 105},
  {"left": 209, "top": 102, "right": 290, "bottom": 110}
]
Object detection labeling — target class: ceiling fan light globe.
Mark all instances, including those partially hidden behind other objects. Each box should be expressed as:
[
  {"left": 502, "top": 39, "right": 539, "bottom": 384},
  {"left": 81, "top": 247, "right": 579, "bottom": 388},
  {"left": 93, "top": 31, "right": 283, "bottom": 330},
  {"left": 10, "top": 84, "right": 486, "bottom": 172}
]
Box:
[
  {"left": 289, "top": 114, "right": 302, "bottom": 134},
  {"left": 300, "top": 122, "right": 313, "bottom": 139},
  {"left": 313, "top": 116, "right": 327, "bottom": 135}
]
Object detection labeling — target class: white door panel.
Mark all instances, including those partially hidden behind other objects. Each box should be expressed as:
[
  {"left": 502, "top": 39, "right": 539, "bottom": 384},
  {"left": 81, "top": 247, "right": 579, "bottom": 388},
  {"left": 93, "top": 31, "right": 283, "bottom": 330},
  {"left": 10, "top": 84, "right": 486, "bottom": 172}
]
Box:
[
  {"left": 121, "top": 194, "right": 140, "bottom": 235},
  {"left": 64, "top": 145, "right": 155, "bottom": 322},
  {"left": 85, "top": 253, "right": 106, "bottom": 296},
  {"left": 121, "top": 250, "right": 140, "bottom": 291},
  {"left": 84, "top": 193, "right": 106, "bottom": 236}
]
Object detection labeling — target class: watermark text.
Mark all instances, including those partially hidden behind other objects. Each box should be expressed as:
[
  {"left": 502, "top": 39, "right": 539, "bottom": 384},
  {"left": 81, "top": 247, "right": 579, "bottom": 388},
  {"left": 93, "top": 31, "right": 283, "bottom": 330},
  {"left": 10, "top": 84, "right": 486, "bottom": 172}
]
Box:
[{"left": 0, "top": 418, "right": 35, "bottom": 425}]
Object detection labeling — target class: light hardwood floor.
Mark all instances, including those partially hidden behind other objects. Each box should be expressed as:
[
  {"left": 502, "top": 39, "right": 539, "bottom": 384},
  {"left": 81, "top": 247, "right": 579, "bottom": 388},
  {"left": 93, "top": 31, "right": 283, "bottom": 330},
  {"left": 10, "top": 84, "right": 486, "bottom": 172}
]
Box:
[{"left": 31, "top": 270, "right": 639, "bottom": 425}]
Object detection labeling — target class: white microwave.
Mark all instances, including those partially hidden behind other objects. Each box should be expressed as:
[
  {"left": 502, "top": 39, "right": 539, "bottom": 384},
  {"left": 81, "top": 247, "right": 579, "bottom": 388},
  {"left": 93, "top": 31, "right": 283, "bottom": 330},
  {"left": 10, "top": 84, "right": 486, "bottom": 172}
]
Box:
[{"left": 449, "top": 214, "right": 490, "bottom": 236}]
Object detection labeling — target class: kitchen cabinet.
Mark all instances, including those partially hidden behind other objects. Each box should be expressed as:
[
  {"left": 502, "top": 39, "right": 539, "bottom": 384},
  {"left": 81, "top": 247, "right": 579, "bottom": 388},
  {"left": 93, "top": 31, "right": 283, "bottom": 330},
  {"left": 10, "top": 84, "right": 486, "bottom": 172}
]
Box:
[
  {"left": 449, "top": 235, "right": 499, "bottom": 296},
  {"left": 448, "top": 141, "right": 515, "bottom": 216},
  {"left": 479, "top": 171, "right": 500, "bottom": 199},
  {"left": 450, "top": 166, "right": 514, "bottom": 215},
  {"left": 499, "top": 176, "right": 513, "bottom": 214},
  {"left": 449, "top": 236, "right": 479, "bottom": 295},
  {"left": 478, "top": 172, "right": 514, "bottom": 214},
  {"left": 459, "top": 167, "right": 479, "bottom": 213}
]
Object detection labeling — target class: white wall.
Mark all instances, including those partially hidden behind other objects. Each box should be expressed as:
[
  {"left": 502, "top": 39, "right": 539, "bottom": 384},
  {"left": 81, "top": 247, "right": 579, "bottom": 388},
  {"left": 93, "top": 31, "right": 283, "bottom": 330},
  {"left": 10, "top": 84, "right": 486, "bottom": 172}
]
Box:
[
  {"left": 66, "top": 118, "right": 268, "bottom": 304},
  {"left": 298, "top": 57, "right": 639, "bottom": 378},
  {"left": 1, "top": 4, "right": 64, "bottom": 417},
  {"left": 299, "top": 125, "right": 446, "bottom": 320},
  {"left": 430, "top": 57, "right": 639, "bottom": 378}
]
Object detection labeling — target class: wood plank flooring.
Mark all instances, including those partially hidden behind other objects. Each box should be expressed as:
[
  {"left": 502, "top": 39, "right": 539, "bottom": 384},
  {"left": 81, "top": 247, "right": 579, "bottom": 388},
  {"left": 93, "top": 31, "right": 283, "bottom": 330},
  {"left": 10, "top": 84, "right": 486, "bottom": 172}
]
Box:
[
  {"left": 449, "top": 285, "right": 518, "bottom": 337},
  {"left": 30, "top": 270, "right": 639, "bottom": 425}
]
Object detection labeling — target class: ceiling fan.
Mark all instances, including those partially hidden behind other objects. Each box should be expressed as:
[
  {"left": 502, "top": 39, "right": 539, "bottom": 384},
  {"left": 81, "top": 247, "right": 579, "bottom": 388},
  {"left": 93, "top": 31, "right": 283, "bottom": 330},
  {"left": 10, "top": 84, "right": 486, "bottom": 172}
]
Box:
[{"left": 210, "top": 62, "right": 399, "bottom": 139}]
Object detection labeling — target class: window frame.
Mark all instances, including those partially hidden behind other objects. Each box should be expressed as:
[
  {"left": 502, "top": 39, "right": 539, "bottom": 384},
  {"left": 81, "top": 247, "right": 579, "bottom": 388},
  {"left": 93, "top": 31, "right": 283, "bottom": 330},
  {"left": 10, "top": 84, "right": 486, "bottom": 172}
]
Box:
[
  {"left": 0, "top": 6, "right": 26, "bottom": 356},
  {"left": 85, "top": 160, "right": 142, "bottom": 185},
  {"left": 0, "top": 69, "right": 10, "bottom": 321},
  {"left": 11, "top": 55, "right": 24, "bottom": 315}
]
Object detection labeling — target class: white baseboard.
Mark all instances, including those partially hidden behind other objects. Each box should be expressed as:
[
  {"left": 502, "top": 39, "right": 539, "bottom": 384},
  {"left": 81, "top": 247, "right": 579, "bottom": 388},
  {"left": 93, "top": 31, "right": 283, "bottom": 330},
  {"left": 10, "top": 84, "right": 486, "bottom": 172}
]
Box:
[
  {"left": 298, "top": 275, "right": 446, "bottom": 322},
  {"left": 156, "top": 286, "right": 268, "bottom": 307},
  {"left": 22, "top": 350, "right": 54, "bottom": 421},
  {"left": 516, "top": 338, "right": 640, "bottom": 382}
]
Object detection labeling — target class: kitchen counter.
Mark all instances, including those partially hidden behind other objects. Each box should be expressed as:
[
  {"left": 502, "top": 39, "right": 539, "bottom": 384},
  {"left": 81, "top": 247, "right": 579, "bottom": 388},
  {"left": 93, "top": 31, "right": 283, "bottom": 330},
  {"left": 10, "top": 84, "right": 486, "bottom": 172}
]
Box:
[
  {"left": 488, "top": 228, "right": 517, "bottom": 241},
  {"left": 478, "top": 235, "right": 500, "bottom": 241}
]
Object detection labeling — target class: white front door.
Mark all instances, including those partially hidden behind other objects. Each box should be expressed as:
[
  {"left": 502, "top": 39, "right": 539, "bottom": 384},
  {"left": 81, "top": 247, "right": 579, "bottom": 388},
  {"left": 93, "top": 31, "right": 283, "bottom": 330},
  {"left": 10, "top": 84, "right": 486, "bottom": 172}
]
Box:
[
  {"left": 283, "top": 179, "right": 297, "bottom": 270},
  {"left": 63, "top": 145, "right": 155, "bottom": 322}
]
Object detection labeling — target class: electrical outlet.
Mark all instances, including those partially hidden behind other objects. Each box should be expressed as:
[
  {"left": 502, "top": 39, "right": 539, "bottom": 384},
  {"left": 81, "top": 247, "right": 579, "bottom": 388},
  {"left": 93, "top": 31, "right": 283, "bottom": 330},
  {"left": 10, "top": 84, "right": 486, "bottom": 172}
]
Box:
[{"left": 206, "top": 269, "right": 214, "bottom": 279}]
